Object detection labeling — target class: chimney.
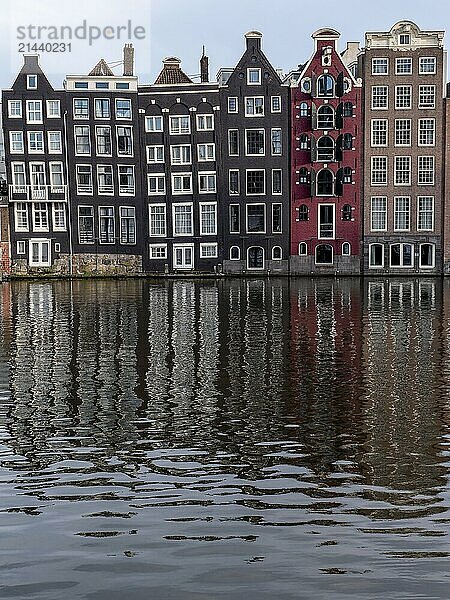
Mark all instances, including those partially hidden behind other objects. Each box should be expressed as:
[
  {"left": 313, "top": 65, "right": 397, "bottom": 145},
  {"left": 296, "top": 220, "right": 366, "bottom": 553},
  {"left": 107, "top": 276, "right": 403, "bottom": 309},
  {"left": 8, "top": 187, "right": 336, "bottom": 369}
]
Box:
[
  {"left": 200, "top": 46, "right": 209, "bottom": 83},
  {"left": 123, "top": 43, "right": 134, "bottom": 76},
  {"left": 245, "top": 31, "right": 262, "bottom": 51},
  {"left": 23, "top": 55, "right": 39, "bottom": 69}
]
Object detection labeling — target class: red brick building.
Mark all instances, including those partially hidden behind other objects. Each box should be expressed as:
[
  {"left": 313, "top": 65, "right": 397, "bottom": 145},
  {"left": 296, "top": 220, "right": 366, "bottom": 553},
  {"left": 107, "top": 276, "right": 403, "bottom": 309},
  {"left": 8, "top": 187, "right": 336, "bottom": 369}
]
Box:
[{"left": 289, "top": 29, "right": 362, "bottom": 274}]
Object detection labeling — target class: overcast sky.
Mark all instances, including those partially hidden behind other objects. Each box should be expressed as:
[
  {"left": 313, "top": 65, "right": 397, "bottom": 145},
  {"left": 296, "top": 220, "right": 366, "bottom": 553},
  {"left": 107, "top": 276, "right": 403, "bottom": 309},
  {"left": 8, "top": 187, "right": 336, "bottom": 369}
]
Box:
[{"left": 0, "top": 0, "right": 449, "bottom": 89}]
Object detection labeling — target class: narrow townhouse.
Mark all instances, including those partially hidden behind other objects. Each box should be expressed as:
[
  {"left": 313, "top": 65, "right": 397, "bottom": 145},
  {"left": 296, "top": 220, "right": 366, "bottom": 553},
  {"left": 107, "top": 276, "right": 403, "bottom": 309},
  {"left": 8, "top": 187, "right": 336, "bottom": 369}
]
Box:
[
  {"left": 218, "top": 31, "right": 290, "bottom": 274},
  {"left": 138, "top": 53, "right": 221, "bottom": 273},
  {"left": 289, "top": 28, "right": 362, "bottom": 275},
  {"left": 360, "top": 21, "right": 446, "bottom": 274}
]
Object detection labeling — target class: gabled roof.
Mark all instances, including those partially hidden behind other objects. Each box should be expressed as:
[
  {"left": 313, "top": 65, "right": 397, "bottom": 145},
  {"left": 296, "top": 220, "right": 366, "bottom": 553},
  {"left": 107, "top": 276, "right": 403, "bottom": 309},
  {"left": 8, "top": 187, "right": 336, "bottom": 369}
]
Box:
[
  {"left": 155, "top": 57, "right": 192, "bottom": 84},
  {"left": 88, "top": 59, "right": 114, "bottom": 77}
]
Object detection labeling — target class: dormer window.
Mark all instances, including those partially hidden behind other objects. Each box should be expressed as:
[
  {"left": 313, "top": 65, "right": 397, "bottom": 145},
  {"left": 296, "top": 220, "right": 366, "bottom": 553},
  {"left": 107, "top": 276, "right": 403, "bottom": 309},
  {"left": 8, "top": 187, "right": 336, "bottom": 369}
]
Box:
[
  {"left": 27, "top": 75, "right": 37, "bottom": 89},
  {"left": 399, "top": 34, "right": 410, "bottom": 45},
  {"left": 247, "top": 68, "right": 261, "bottom": 85}
]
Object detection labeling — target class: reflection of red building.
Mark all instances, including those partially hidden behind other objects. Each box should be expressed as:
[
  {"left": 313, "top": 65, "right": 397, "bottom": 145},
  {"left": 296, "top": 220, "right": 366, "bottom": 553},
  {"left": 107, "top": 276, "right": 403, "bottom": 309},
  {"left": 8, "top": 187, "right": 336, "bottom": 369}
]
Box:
[
  {"left": 289, "top": 29, "right": 362, "bottom": 274},
  {"left": 0, "top": 197, "right": 10, "bottom": 277}
]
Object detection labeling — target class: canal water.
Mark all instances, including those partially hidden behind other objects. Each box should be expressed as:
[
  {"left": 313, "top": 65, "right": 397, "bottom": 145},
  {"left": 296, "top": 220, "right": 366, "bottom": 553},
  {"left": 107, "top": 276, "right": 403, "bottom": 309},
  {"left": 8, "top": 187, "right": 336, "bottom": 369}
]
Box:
[{"left": 0, "top": 278, "right": 448, "bottom": 599}]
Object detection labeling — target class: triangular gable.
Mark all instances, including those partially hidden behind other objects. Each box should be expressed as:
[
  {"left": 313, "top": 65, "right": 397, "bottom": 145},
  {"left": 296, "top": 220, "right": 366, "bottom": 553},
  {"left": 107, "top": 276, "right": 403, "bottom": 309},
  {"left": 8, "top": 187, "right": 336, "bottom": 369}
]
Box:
[{"left": 88, "top": 59, "right": 114, "bottom": 77}]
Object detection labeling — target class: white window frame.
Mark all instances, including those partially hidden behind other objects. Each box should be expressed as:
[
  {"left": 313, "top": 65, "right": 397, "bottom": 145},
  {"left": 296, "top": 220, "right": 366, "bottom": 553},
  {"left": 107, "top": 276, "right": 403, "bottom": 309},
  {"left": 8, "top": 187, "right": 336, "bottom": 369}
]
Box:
[
  {"left": 418, "top": 156, "right": 435, "bottom": 185},
  {"left": 198, "top": 172, "right": 216, "bottom": 194},
  {"left": 148, "top": 174, "right": 166, "bottom": 196},
  {"left": 119, "top": 205, "right": 136, "bottom": 244},
  {"left": 245, "top": 96, "right": 264, "bottom": 117},
  {"left": 171, "top": 173, "right": 193, "bottom": 195},
  {"left": 149, "top": 244, "right": 167, "bottom": 260},
  {"left": 245, "top": 128, "right": 265, "bottom": 156},
  {"left": 417, "top": 196, "right": 434, "bottom": 231},
  {"left": 9, "top": 131, "right": 24, "bottom": 154},
  {"left": 369, "top": 243, "right": 385, "bottom": 268},
  {"left": 418, "top": 85, "right": 436, "bottom": 109},
  {"left": 271, "top": 128, "right": 282, "bottom": 156},
  {"left": 145, "top": 116, "right": 163, "bottom": 132},
  {"left": 52, "top": 202, "right": 67, "bottom": 231},
  {"left": 271, "top": 96, "right": 281, "bottom": 113},
  {"left": 32, "top": 202, "right": 49, "bottom": 232},
  {"left": 172, "top": 244, "right": 194, "bottom": 270},
  {"left": 147, "top": 145, "right": 164, "bottom": 164},
  {"left": 246, "top": 169, "right": 266, "bottom": 196},
  {"left": 228, "top": 129, "right": 239, "bottom": 156},
  {"left": 199, "top": 243, "right": 218, "bottom": 259},
  {"left": 169, "top": 116, "right": 191, "bottom": 135},
  {"left": 389, "top": 243, "right": 413, "bottom": 268},
  {"left": 419, "top": 56, "right": 436, "bottom": 74},
  {"left": 229, "top": 246, "right": 240, "bottom": 260},
  {"left": 394, "top": 119, "right": 411, "bottom": 147},
  {"left": 196, "top": 114, "right": 214, "bottom": 131},
  {"left": 148, "top": 203, "right": 167, "bottom": 237},
  {"left": 247, "top": 68, "right": 261, "bottom": 85},
  {"left": 14, "top": 202, "right": 29, "bottom": 232},
  {"left": 371, "top": 119, "right": 388, "bottom": 147},
  {"left": 115, "top": 98, "right": 132, "bottom": 120},
  {"left": 26, "top": 100, "right": 42, "bottom": 124},
  {"left": 246, "top": 203, "right": 266, "bottom": 234},
  {"left": 317, "top": 204, "right": 335, "bottom": 240},
  {"left": 370, "top": 196, "right": 387, "bottom": 231},
  {"left": 29, "top": 239, "right": 51, "bottom": 267},
  {"left": 73, "top": 98, "right": 89, "bottom": 120},
  {"left": 395, "top": 85, "right": 412, "bottom": 110},
  {"left": 116, "top": 125, "right": 133, "bottom": 156},
  {"left": 98, "top": 206, "right": 115, "bottom": 244},
  {"left": 94, "top": 98, "right": 111, "bottom": 120},
  {"left": 394, "top": 156, "right": 411, "bottom": 186},
  {"left": 27, "top": 74, "right": 37, "bottom": 89},
  {"left": 272, "top": 169, "right": 282, "bottom": 195},
  {"left": 199, "top": 202, "right": 217, "bottom": 235},
  {"left": 27, "top": 131, "right": 44, "bottom": 154},
  {"left": 371, "top": 86, "right": 388, "bottom": 110},
  {"left": 393, "top": 196, "right": 411, "bottom": 231},
  {"left": 418, "top": 118, "right": 435, "bottom": 146},
  {"left": 76, "top": 164, "right": 93, "bottom": 195},
  {"left": 419, "top": 243, "right": 435, "bottom": 268},
  {"left": 74, "top": 125, "right": 91, "bottom": 156},
  {"left": 197, "top": 143, "right": 215, "bottom": 162},
  {"left": 118, "top": 165, "right": 135, "bottom": 196},
  {"left": 172, "top": 203, "right": 194, "bottom": 236},
  {"left": 170, "top": 144, "right": 191, "bottom": 165},
  {"left": 97, "top": 164, "right": 114, "bottom": 195},
  {"left": 47, "top": 131, "right": 62, "bottom": 154},
  {"left": 8, "top": 100, "right": 22, "bottom": 118},
  {"left": 78, "top": 205, "right": 95, "bottom": 244},
  {"left": 46, "top": 100, "right": 61, "bottom": 118},
  {"left": 371, "top": 156, "right": 388, "bottom": 185},
  {"left": 395, "top": 57, "right": 412, "bottom": 75},
  {"left": 49, "top": 161, "right": 64, "bottom": 192},
  {"left": 372, "top": 57, "right": 389, "bottom": 75},
  {"left": 227, "top": 97, "right": 238, "bottom": 113},
  {"left": 17, "top": 241, "right": 26, "bottom": 255}
]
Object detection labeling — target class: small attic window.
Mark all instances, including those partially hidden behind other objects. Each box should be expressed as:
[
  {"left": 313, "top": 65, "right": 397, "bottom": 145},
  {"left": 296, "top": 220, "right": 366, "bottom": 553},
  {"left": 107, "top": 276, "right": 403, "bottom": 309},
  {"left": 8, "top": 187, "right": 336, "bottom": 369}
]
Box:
[
  {"left": 399, "top": 34, "right": 410, "bottom": 45},
  {"left": 116, "top": 82, "right": 130, "bottom": 89},
  {"left": 27, "top": 75, "right": 37, "bottom": 89},
  {"left": 74, "top": 82, "right": 88, "bottom": 89},
  {"left": 96, "top": 82, "right": 109, "bottom": 89}
]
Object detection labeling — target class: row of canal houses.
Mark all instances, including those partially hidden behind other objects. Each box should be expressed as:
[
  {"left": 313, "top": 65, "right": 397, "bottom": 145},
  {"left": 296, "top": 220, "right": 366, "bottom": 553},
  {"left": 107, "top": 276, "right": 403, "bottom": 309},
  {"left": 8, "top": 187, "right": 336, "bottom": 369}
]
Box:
[{"left": 1, "top": 21, "right": 449, "bottom": 277}]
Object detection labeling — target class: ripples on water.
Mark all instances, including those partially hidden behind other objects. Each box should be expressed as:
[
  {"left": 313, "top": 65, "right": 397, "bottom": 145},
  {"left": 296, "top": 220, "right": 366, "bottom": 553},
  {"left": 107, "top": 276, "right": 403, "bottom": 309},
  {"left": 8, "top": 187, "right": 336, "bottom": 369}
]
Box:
[{"left": 0, "top": 278, "right": 449, "bottom": 600}]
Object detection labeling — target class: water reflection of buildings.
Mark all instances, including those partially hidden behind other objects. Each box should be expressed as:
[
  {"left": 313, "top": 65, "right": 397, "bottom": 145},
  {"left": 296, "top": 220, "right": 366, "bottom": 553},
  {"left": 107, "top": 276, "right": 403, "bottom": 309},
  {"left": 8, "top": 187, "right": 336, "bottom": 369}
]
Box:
[
  {"left": 289, "top": 278, "right": 365, "bottom": 473},
  {"left": 361, "top": 278, "right": 448, "bottom": 498},
  {"left": 3, "top": 277, "right": 450, "bottom": 496}
]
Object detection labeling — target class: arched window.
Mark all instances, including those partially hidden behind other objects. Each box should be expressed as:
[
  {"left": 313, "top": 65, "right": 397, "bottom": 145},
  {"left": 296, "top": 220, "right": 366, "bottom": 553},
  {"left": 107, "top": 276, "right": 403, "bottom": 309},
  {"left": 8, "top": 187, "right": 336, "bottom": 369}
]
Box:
[
  {"left": 230, "top": 246, "right": 240, "bottom": 260},
  {"left": 342, "top": 242, "right": 351, "bottom": 255},
  {"left": 299, "top": 102, "right": 309, "bottom": 117},
  {"left": 369, "top": 243, "right": 384, "bottom": 267},
  {"left": 247, "top": 246, "right": 264, "bottom": 269},
  {"left": 299, "top": 168, "right": 309, "bottom": 184},
  {"left": 316, "top": 244, "right": 334, "bottom": 264},
  {"left": 272, "top": 246, "right": 282, "bottom": 260},
  {"left": 299, "top": 242, "right": 308, "bottom": 256},
  {"left": 342, "top": 204, "right": 352, "bottom": 220},
  {"left": 317, "top": 74, "right": 335, "bottom": 97},
  {"left": 343, "top": 133, "right": 353, "bottom": 150},
  {"left": 317, "top": 105, "right": 334, "bottom": 129},
  {"left": 317, "top": 169, "right": 334, "bottom": 196},
  {"left": 343, "top": 167, "right": 352, "bottom": 183},
  {"left": 299, "top": 134, "right": 309, "bottom": 149},
  {"left": 298, "top": 204, "right": 309, "bottom": 221},
  {"left": 317, "top": 136, "right": 334, "bottom": 162},
  {"left": 343, "top": 101, "right": 353, "bottom": 117}
]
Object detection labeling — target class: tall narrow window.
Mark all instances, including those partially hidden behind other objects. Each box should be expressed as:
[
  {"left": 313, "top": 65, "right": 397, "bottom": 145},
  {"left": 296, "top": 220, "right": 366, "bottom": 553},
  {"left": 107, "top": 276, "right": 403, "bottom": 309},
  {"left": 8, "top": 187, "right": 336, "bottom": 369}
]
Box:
[
  {"left": 120, "top": 207, "right": 136, "bottom": 244},
  {"left": 394, "top": 196, "right": 410, "bottom": 231},
  {"left": 371, "top": 197, "right": 387, "bottom": 231},
  {"left": 78, "top": 206, "right": 94, "bottom": 243},
  {"left": 99, "top": 207, "right": 115, "bottom": 244},
  {"left": 149, "top": 205, "right": 166, "bottom": 237}
]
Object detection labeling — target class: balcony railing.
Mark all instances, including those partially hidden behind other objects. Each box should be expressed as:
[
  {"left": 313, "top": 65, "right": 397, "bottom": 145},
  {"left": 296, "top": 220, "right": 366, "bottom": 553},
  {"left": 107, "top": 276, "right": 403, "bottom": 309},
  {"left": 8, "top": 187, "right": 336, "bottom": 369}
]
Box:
[{"left": 9, "top": 184, "right": 68, "bottom": 202}]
